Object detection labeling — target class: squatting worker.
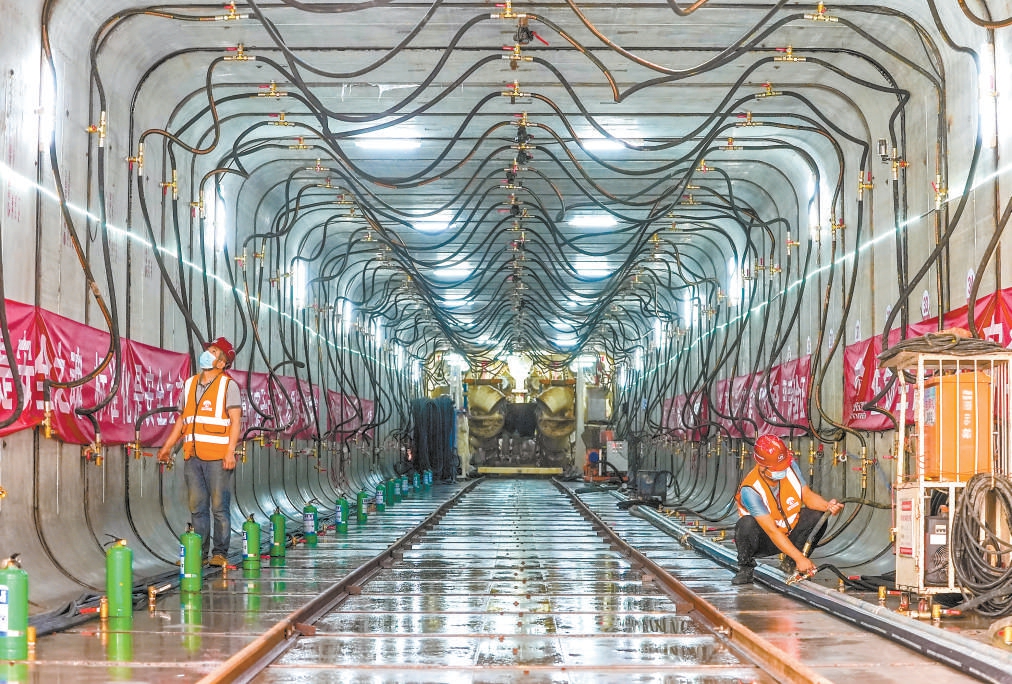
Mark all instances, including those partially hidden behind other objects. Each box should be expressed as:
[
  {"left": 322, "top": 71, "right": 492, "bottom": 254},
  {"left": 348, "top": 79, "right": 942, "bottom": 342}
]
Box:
[
  {"left": 157, "top": 337, "right": 242, "bottom": 567},
  {"left": 732, "top": 434, "right": 844, "bottom": 585}
]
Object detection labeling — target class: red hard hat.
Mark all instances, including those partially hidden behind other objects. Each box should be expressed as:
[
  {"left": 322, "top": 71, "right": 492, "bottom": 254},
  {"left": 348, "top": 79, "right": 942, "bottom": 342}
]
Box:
[
  {"left": 205, "top": 336, "right": 236, "bottom": 367},
  {"left": 754, "top": 434, "right": 791, "bottom": 470}
]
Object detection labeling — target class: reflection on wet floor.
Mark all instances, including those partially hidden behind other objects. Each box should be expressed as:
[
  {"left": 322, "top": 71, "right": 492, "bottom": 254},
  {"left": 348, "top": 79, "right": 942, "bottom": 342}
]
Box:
[
  {"left": 24, "top": 479, "right": 992, "bottom": 683},
  {"left": 265, "top": 480, "right": 766, "bottom": 682}
]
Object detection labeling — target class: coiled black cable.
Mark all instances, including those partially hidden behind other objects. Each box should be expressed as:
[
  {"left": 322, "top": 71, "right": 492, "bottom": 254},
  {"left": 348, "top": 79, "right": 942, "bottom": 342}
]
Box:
[{"left": 951, "top": 473, "right": 1012, "bottom": 617}]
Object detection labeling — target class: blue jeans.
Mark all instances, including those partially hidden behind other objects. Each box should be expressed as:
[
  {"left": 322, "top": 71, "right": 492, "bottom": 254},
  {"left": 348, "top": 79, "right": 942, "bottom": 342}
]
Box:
[{"left": 184, "top": 457, "right": 234, "bottom": 558}]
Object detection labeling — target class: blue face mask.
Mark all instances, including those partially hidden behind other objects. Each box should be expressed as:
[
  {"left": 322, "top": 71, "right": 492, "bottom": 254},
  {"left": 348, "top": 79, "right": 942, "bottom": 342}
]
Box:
[
  {"left": 198, "top": 350, "right": 218, "bottom": 370},
  {"left": 767, "top": 468, "right": 788, "bottom": 481}
]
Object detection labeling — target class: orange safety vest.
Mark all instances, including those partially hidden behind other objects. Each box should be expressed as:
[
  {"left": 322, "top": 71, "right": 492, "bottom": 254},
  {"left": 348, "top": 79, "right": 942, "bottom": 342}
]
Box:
[
  {"left": 181, "top": 372, "right": 233, "bottom": 461},
  {"left": 735, "top": 465, "right": 804, "bottom": 532}
]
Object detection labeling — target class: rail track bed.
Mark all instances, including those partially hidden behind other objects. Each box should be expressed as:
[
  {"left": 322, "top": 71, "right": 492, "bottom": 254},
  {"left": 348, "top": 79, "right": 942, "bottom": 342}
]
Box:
[{"left": 24, "top": 477, "right": 1006, "bottom": 683}]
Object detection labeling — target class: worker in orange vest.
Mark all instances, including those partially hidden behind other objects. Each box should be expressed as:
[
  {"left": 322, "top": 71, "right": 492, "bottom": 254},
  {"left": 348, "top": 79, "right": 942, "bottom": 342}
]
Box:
[
  {"left": 732, "top": 434, "right": 843, "bottom": 585},
  {"left": 157, "top": 337, "right": 242, "bottom": 567}
]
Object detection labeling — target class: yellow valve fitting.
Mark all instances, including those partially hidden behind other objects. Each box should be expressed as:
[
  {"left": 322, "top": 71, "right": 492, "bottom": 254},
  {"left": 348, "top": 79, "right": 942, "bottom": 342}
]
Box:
[
  {"left": 85, "top": 111, "right": 107, "bottom": 147},
  {"left": 720, "top": 136, "right": 741, "bottom": 151},
  {"left": 126, "top": 142, "right": 144, "bottom": 174},
  {"left": 224, "top": 44, "right": 253, "bottom": 61},
  {"left": 878, "top": 586, "right": 887, "bottom": 605},
  {"left": 757, "top": 82, "right": 781, "bottom": 98},
  {"left": 774, "top": 45, "right": 806, "bottom": 63},
  {"left": 99, "top": 596, "right": 109, "bottom": 621},
  {"left": 258, "top": 80, "right": 287, "bottom": 98},
  {"left": 857, "top": 171, "right": 874, "bottom": 200},
  {"left": 804, "top": 1, "right": 838, "bottom": 21},
  {"left": 42, "top": 404, "right": 53, "bottom": 439},
  {"left": 26, "top": 625, "right": 36, "bottom": 649},
  {"left": 160, "top": 170, "right": 178, "bottom": 200}
]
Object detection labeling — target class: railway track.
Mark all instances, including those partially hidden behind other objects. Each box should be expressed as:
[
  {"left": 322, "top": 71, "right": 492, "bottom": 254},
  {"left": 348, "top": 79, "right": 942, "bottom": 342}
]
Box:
[
  {"left": 208, "top": 478, "right": 826, "bottom": 683},
  {"left": 29, "top": 477, "right": 1001, "bottom": 683}
]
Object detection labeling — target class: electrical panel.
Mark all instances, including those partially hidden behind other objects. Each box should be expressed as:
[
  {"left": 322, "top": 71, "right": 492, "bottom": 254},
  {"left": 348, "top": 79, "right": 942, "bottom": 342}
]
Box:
[{"left": 923, "top": 516, "right": 950, "bottom": 586}]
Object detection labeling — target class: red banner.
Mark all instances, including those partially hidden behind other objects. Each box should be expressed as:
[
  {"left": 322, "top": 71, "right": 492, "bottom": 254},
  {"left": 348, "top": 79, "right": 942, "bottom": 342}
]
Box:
[
  {"left": 842, "top": 290, "right": 1012, "bottom": 430},
  {"left": 326, "top": 390, "right": 374, "bottom": 440},
  {"left": 0, "top": 300, "right": 47, "bottom": 437},
  {"left": 0, "top": 299, "right": 371, "bottom": 446},
  {"left": 668, "top": 356, "right": 811, "bottom": 441},
  {"left": 661, "top": 392, "right": 709, "bottom": 440}
]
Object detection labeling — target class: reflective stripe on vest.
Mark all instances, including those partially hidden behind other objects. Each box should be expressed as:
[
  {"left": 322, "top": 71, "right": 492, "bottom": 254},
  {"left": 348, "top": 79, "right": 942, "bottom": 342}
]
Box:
[
  {"left": 182, "top": 373, "right": 232, "bottom": 460},
  {"left": 735, "top": 465, "right": 804, "bottom": 530}
]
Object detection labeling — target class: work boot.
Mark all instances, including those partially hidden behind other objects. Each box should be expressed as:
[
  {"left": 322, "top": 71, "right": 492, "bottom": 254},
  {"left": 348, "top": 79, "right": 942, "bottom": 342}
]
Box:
[
  {"left": 731, "top": 565, "right": 754, "bottom": 585},
  {"left": 209, "top": 554, "right": 228, "bottom": 567}
]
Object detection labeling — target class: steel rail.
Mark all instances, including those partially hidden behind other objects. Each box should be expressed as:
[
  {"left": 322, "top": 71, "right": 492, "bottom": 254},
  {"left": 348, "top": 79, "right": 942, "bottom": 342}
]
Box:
[
  {"left": 197, "top": 479, "right": 482, "bottom": 684},
  {"left": 553, "top": 478, "right": 833, "bottom": 684},
  {"left": 627, "top": 499, "right": 1012, "bottom": 684}
]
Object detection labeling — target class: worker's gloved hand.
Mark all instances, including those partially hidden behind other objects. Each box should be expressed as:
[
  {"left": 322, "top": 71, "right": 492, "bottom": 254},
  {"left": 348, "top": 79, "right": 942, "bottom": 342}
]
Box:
[{"left": 796, "top": 556, "right": 816, "bottom": 575}]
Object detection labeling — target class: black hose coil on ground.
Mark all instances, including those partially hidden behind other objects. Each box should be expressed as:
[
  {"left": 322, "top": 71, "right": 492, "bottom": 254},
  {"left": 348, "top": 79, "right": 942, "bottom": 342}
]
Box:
[{"left": 951, "top": 473, "right": 1012, "bottom": 617}]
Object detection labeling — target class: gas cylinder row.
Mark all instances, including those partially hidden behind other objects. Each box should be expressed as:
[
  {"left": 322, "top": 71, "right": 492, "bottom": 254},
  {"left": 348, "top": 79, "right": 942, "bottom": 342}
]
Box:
[{"left": 0, "top": 469, "right": 434, "bottom": 666}]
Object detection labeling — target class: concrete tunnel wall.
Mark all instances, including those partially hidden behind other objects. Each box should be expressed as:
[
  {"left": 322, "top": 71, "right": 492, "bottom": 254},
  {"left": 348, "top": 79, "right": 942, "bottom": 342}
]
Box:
[{"left": 1, "top": 0, "right": 1011, "bottom": 611}]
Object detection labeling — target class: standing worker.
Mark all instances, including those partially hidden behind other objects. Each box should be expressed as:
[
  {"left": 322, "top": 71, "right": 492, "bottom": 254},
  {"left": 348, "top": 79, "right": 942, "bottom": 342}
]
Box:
[
  {"left": 157, "top": 337, "right": 243, "bottom": 567},
  {"left": 732, "top": 434, "right": 844, "bottom": 585}
]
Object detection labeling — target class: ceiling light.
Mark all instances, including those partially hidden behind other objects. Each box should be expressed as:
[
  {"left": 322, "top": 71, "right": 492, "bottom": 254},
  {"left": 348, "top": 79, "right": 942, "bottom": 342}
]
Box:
[
  {"left": 568, "top": 215, "right": 617, "bottom": 228},
  {"left": 583, "top": 138, "right": 642, "bottom": 152},
  {"left": 431, "top": 265, "right": 472, "bottom": 280},
  {"left": 574, "top": 261, "right": 612, "bottom": 278},
  {"left": 355, "top": 138, "right": 421, "bottom": 151}
]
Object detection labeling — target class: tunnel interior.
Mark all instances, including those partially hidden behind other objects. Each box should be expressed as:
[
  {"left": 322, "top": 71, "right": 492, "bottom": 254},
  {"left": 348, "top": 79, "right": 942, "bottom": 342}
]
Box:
[{"left": 0, "top": 0, "right": 1010, "bottom": 627}]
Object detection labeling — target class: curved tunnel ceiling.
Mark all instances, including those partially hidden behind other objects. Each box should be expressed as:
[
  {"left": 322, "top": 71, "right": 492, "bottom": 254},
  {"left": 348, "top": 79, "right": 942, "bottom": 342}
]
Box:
[{"left": 44, "top": 0, "right": 993, "bottom": 375}]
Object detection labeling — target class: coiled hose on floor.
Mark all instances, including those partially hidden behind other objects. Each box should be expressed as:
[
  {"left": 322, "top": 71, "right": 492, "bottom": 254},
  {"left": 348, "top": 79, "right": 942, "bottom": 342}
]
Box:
[{"left": 951, "top": 473, "right": 1012, "bottom": 617}]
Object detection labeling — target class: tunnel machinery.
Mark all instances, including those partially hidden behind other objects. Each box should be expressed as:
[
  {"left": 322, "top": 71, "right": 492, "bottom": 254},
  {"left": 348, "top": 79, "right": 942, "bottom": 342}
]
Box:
[{"left": 0, "top": 0, "right": 1011, "bottom": 680}]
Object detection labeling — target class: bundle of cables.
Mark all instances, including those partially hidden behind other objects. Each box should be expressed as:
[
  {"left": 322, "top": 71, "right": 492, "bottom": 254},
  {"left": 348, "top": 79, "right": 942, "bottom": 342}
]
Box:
[{"left": 951, "top": 473, "right": 1012, "bottom": 617}]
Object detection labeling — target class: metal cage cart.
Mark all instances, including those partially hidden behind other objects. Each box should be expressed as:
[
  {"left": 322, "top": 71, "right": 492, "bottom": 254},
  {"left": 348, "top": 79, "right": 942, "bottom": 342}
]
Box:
[{"left": 892, "top": 352, "right": 1012, "bottom": 596}]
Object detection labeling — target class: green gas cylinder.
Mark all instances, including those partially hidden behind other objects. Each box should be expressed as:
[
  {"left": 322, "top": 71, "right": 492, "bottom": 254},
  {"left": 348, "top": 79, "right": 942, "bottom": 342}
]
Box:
[
  {"left": 356, "top": 490, "right": 368, "bottom": 523},
  {"left": 179, "top": 524, "right": 203, "bottom": 593},
  {"left": 242, "top": 515, "right": 261, "bottom": 569},
  {"left": 269, "top": 509, "right": 286, "bottom": 557},
  {"left": 302, "top": 503, "right": 318, "bottom": 546},
  {"left": 391, "top": 477, "right": 402, "bottom": 503},
  {"left": 401, "top": 474, "right": 411, "bottom": 496},
  {"left": 181, "top": 591, "right": 202, "bottom": 654},
  {"left": 106, "top": 539, "right": 133, "bottom": 619},
  {"left": 335, "top": 496, "right": 349, "bottom": 533},
  {"left": 413, "top": 471, "right": 421, "bottom": 490},
  {"left": 374, "top": 485, "right": 386, "bottom": 512},
  {"left": 385, "top": 478, "right": 395, "bottom": 506},
  {"left": 0, "top": 555, "right": 29, "bottom": 660}
]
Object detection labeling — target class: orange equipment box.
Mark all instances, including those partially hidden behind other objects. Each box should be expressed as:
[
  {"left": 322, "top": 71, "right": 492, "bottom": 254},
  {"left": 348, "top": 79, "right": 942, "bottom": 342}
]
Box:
[{"left": 921, "top": 372, "right": 992, "bottom": 481}]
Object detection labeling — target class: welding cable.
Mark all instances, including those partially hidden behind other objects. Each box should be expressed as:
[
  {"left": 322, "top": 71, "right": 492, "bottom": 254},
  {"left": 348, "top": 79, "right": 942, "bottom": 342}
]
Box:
[
  {"left": 966, "top": 194, "right": 1012, "bottom": 337},
  {"left": 950, "top": 473, "right": 1012, "bottom": 617},
  {"left": 954, "top": 0, "right": 1012, "bottom": 28},
  {"left": 817, "top": 563, "right": 896, "bottom": 592},
  {"left": 561, "top": 0, "right": 789, "bottom": 78},
  {"left": 247, "top": 0, "right": 445, "bottom": 78},
  {"left": 38, "top": 27, "right": 122, "bottom": 422},
  {"left": 0, "top": 237, "right": 24, "bottom": 429}
]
